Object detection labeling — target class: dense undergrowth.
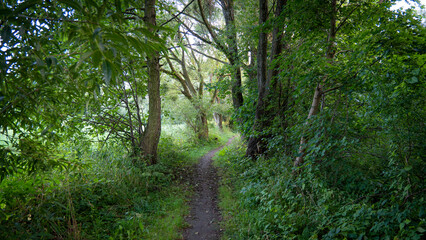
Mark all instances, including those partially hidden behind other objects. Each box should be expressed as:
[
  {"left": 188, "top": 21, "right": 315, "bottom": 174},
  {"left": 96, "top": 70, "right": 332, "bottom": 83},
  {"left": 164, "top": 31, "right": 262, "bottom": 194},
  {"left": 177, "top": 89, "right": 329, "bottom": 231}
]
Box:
[
  {"left": 0, "top": 124, "right": 233, "bottom": 239},
  {"left": 214, "top": 137, "right": 425, "bottom": 240}
]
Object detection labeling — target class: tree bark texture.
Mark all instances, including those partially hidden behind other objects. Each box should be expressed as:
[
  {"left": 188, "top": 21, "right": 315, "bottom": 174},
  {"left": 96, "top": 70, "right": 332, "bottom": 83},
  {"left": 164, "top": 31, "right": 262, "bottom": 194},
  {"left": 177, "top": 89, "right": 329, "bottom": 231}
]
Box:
[
  {"left": 294, "top": 0, "right": 337, "bottom": 169},
  {"left": 246, "top": 0, "right": 286, "bottom": 157},
  {"left": 199, "top": 112, "right": 209, "bottom": 139},
  {"left": 246, "top": 0, "right": 269, "bottom": 157},
  {"left": 141, "top": 0, "right": 161, "bottom": 165},
  {"left": 219, "top": 0, "right": 244, "bottom": 109}
]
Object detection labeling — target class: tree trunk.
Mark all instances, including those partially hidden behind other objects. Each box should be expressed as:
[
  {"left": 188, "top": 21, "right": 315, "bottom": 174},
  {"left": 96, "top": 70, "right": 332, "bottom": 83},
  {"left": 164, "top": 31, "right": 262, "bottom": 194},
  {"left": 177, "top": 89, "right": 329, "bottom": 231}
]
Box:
[
  {"left": 231, "top": 66, "right": 244, "bottom": 110},
  {"left": 141, "top": 0, "right": 161, "bottom": 165},
  {"left": 267, "top": 0, "right": 287, "bottom": 92},
  {"left": 246, "top": 0, "right": 286, "bottom": 157},
  {"left": 199, "top": 111, "right": 209, "bottom": 139},
  {"left": 293, "top": 82, "right": 323, "bottom": 168},
  {"left": 246, "top": 45, "right": 257, "bottom": 85},
  {"left": 220, "top": 0, "right": 244, "bottom": 110},
  {"left": 246, "top": 0, "right": 269, "bottom": 157},
  {"left": 217, "top": 114, "right": 223, "bottom": 131},
  {"left": 294, "top": 0, "right": 337, "bottom": 169},
  {"left": 213, "top": 96, "right": 223, "bottom": 131}
]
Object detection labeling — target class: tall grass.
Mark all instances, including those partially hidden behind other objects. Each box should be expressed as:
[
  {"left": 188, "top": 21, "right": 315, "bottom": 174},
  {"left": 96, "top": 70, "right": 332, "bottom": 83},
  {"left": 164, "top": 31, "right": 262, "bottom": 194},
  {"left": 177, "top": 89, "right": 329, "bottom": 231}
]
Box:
[{"left": 0, "top": 123, "right": 234, "bottom": 239}]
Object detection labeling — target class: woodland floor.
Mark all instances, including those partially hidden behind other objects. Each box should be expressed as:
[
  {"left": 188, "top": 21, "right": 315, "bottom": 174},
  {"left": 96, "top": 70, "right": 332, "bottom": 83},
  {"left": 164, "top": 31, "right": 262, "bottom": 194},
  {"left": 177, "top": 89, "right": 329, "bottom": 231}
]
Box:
[{"left": 183, "top": 136, "right": 235, "bottom": 240}]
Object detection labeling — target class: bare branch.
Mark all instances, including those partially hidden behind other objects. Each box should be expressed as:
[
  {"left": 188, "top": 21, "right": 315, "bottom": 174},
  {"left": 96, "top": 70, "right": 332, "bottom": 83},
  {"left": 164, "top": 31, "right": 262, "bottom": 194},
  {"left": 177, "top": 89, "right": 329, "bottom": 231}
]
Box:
[
  {"left": 196, "top": 0, "right": 228, "bottom": 53},
  {"left": 160, "top": 0, "right": 196, "bottom": 27},
  {"left": 187, "top": 46, "right": 229, "bottom": 65},
  {"left": 177, "top": 18, "right": 214, "bottom": 45}
]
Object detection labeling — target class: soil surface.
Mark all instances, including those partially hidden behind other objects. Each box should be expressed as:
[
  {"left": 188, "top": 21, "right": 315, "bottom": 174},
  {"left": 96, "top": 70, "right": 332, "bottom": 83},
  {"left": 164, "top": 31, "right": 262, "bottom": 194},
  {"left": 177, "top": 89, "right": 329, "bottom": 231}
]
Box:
[{"left": 183, "top": 137, "right": 235, "bottom": 240}]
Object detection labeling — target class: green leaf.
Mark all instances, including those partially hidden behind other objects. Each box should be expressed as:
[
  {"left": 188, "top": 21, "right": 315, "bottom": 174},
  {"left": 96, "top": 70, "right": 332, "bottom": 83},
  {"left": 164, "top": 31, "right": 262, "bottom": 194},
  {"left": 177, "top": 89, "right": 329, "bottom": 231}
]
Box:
[
  {"left": 103, "top": 32, "right": 128, "bottom": 45},
  {"left": 14, "top": 0, "right": 41, "bottom": 15},
  {"left": 86, "top": 0, "right": 99, "bottom": 8},
  {"left": 411, "top": 68, "right": 420, "bottom": 75},
  {"left": 93, "top": 28, "right": 102, "bottom": 41},
  {"left": 404, "top": 165, "right": 412, "bottom": 171},
  {"left": 45, "top": 56, "right": 57, "bottom": 68},
  {"left": 177, "top": 42, "right": 189, "bottom": 55},
  {"left": 77, "top": 51, "right": 93, "bottom": 69},
  {"left": 407, "top": 76, "right": 418, "bottom": 84},
  {"left": 92, "top": 50, "right": 102, "bottom": 66},
  {"left": 102, "top": 60, "right": 112, "bottom": 85},
  {"left": 127, "top": 36, "right": 146, "bottom": 55},
  {"left": 58, "top": 0, "right": 83, "bottom": 12}
]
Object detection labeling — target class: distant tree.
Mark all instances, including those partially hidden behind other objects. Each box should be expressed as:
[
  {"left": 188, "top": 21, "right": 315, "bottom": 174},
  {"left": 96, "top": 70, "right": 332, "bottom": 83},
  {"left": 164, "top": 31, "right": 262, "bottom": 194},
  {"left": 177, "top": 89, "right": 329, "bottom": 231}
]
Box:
[{"left": 162, "top": 31, "right": 210, "bottom": 139}]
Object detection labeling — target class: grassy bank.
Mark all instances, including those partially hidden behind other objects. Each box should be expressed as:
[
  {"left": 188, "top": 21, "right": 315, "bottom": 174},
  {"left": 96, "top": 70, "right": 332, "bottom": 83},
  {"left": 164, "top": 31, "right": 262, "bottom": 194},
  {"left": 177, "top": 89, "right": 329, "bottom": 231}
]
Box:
[{"left": 213, "top": 136, "right": 249, "bottom": 240}]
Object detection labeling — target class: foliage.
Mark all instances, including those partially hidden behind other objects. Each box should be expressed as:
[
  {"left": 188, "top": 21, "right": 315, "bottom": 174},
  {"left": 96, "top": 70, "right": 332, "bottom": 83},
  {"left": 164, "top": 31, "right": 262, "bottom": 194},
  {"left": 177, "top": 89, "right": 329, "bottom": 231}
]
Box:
[
  {"left": 215, "top": 137, "right": 425, "bottom": 239},
  {"left": 215, "top": 1, "right": 425, "bottom": 239},
  {"left": 1, "top": 0, "right": 425, "bottom": 238},
  {"left": 0, "top": 0, "right": 172, "bottom": 179},
  {"left": 0, "top": 124, "right": 233, "bottom": 239}
]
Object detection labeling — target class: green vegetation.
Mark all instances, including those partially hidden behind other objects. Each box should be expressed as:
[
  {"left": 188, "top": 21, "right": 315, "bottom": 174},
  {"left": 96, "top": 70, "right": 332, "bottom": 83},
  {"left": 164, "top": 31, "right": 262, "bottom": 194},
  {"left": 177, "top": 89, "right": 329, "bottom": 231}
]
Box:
[
  {"left": 0, "top": 125, "right": 233, "bottom": 239},
  {"left": 216, "top": 136, "right": 425, "bottom": 239},
  {"left": 1, "top": 0, "right": 425, "bottom": 239}
]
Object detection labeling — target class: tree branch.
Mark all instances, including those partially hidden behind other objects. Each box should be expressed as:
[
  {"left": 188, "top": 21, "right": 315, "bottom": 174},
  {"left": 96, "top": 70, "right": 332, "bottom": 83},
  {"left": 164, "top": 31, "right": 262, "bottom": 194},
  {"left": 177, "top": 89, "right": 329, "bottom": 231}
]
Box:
[
  {"left": 187, "top": 46, "right": 229, "bottom": 65},
  {"left": 160, "top": 0, "right": 196, "bottom": 27},
  {"left": 196, "top": 0, "right": 228, "bottom": 53},
  {"left": 335, "top": 4, "right": 361, "bottom": 34},
  {"left": 177, "top": 18, "right": 213, "bottom": 45}
]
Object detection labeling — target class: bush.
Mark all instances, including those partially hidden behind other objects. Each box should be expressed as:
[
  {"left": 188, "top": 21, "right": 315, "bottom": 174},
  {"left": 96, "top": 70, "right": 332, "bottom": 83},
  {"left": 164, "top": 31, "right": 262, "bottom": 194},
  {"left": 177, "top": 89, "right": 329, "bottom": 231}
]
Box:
[{"left": 215, "top": 138, "right": 426, "bottom": 239}]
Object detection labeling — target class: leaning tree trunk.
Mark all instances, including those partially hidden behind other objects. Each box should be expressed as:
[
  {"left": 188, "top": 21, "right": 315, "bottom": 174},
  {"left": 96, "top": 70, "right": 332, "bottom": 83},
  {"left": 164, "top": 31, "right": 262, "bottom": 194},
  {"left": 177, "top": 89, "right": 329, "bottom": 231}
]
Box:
[
  {"left": 293, "top": 0, "right": 337, "bottom": 169},
  {"left": 141, "top": 0, "right": 161, "bottom": 165},
  {"left": 163, "top": 40, "right": 209, "bottom": 141}
]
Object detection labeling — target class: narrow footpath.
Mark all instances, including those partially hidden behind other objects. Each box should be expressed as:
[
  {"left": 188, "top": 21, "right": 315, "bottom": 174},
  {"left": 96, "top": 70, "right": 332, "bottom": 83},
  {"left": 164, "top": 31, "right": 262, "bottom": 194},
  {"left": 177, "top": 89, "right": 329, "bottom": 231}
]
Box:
[{"left": 183, "top": 137, "right": 235, "bottom": 240}]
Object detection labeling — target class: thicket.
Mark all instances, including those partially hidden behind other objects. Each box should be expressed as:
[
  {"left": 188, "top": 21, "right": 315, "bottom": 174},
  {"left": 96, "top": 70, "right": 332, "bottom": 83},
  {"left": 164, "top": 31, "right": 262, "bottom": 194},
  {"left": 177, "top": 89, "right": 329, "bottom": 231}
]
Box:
[
  {"left": 214, "top": 1, "right": 425, "bottom": 239},
  {"left": 216, "top": 130, "right": 424, "bottom": 239}
]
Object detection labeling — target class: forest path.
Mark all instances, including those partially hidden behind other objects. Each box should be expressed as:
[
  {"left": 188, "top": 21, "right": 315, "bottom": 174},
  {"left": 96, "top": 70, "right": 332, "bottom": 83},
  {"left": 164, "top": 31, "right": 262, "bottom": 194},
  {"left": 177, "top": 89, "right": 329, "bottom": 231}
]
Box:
[{"left": 183, "top": 136, "right": 235, "bottom": 240}]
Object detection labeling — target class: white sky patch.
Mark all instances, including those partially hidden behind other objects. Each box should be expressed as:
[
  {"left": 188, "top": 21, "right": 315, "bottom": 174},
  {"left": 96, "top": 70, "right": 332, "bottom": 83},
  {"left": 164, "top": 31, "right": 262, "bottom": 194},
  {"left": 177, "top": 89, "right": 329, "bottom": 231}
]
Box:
[{"left": 391, "top": 0, "right": 426, "bottom": 11}]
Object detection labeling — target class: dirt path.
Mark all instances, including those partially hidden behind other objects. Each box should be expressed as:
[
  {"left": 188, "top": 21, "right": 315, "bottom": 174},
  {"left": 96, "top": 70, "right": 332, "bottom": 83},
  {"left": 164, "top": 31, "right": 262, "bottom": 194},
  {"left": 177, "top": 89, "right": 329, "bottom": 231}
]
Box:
[{"left": 183, "top": 137, "right": 235, "bottom": 240}]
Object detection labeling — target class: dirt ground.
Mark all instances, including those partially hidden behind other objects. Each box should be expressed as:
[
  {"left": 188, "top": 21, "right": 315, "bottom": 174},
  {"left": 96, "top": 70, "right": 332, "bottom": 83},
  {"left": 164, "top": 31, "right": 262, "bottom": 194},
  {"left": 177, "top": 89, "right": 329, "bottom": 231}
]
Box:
[{"left": 183, "top": 137, "right": 235, "bottom": 240}]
